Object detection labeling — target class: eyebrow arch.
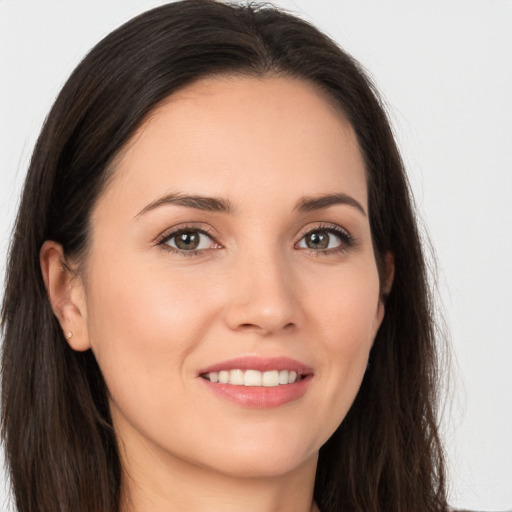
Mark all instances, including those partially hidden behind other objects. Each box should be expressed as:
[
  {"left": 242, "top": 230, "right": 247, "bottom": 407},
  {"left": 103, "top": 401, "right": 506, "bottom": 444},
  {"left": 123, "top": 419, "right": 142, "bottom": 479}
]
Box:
[
  {"left": 135, "top": 193, "right": 233, "bottom": 218},
  {"left": 295, "top": 193, "right": 367, "bottom": 216}
]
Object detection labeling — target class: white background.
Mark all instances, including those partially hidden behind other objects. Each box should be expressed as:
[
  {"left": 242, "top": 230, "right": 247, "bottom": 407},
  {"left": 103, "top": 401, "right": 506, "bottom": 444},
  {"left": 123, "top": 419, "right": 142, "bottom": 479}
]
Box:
[{"left": 1, "top": 1, "right": 511, "bottom": 510}]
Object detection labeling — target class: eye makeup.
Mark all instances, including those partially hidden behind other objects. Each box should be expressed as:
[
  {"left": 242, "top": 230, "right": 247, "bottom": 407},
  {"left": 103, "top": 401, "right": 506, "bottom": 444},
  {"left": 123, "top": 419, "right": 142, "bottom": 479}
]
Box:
[
  {"left": 295, "top": 222, "right": 356, "bottom": 256},
  {"left": 156, "top": 223, "right": 221, "bottom": 257},
  {"left": 154, "top": 220, "right": 356, "bottom": 258}
]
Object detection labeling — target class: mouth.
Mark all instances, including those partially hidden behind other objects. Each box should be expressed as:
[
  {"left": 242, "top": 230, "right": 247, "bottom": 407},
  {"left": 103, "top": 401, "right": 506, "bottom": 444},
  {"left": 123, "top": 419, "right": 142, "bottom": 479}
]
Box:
[
  {"left": 198, "top": 356, "right": 313, "bottom": 408},
  {"left": 200, "top": 369, "right": 306, "bottom": 386}
]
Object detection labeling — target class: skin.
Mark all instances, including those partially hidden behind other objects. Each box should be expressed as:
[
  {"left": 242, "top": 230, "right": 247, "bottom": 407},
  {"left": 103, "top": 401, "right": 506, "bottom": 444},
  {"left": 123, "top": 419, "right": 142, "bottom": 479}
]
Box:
[{"left": 41, "top": 76, "right": 392, "bottom": 512}]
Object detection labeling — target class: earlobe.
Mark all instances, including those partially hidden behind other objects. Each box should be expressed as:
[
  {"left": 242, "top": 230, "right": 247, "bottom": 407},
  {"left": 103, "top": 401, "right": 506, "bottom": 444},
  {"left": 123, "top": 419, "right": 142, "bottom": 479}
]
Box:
[{"left": 39, "top": 241, "right": 91, "bottom": 351}]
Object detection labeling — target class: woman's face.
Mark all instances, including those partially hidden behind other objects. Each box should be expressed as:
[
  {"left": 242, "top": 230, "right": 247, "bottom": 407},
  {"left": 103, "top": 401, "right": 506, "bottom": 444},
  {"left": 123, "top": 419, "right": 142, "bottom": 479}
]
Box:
[{"left": 76, "top": 76, "right": 385, "bottom": 479}]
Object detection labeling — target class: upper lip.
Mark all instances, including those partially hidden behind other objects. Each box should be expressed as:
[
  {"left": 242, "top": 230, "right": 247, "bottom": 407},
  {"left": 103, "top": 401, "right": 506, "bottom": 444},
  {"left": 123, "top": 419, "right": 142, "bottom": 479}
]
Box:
[{"left": 198, "top": 356, "right": 313, "bottom": 376}]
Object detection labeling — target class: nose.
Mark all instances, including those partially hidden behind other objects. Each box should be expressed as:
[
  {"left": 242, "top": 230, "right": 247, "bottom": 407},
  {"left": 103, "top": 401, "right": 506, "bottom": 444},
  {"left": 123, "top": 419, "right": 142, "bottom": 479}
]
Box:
[{"left": 223, "top": 248, "right": 302, "bottom": 335}]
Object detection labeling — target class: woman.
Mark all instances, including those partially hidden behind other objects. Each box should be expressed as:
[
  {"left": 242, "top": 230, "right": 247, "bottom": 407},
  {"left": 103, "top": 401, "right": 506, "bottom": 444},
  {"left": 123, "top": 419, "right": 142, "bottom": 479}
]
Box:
[{"left": 1, "top": 1, "right": 448, "bottom": 511}]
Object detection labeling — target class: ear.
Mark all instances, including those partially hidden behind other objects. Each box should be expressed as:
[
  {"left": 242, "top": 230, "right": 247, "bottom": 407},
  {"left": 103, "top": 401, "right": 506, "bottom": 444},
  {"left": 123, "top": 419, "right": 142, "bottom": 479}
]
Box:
[
  {"left": 373, "top": 251, "right": 395, "bottom": 337},
  {"left": 40, "top": 241, "right": 91, "bottom": 351},
  {"left": 382, "top": 251, "right": 395, "bottom": 299}
]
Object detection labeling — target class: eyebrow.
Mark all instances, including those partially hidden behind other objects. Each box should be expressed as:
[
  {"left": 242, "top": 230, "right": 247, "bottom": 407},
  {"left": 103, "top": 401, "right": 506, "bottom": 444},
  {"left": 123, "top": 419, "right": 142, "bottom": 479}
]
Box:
[
  {"left": 135, "top": 193, "right": 233, "bottom": 218},
  {"left": 135, "top": 191, "right": 366, "bottom": 218},
  {"left": 295, "top": 193, "right": 367, "bottom": 216}
]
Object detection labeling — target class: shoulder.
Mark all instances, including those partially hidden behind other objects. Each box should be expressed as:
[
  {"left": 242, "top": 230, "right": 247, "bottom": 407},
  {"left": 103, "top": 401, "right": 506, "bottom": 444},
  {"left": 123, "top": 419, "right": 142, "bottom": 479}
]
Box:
[{"left": 451, "top": 509, "right": 506, "bottom": 512}]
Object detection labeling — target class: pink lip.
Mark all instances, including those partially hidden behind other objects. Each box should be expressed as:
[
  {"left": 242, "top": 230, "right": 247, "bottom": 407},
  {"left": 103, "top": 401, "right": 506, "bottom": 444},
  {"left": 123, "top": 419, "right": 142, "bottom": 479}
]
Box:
[
  {"left": 198, "top": 356, "right": 314, "bottom": 409},
  {"left": 198, "top": 356, "right": 313, "bottom": 375}
]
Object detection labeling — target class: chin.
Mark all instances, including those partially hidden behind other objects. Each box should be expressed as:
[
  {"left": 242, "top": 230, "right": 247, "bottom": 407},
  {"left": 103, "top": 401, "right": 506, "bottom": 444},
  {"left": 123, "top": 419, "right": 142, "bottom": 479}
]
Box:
[
  {"left": 192, "top": 431, "right": 322, "bottom": 480},
  {"left": 208, "top": 449, "right": 318, "bottom": 480}
]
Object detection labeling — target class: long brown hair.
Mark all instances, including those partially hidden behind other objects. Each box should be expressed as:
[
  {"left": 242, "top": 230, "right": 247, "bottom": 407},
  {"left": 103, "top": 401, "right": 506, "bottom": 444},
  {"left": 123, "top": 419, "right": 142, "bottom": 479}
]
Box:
[{"left": 1, "top": 1, "right": 448, "bottom": 511}]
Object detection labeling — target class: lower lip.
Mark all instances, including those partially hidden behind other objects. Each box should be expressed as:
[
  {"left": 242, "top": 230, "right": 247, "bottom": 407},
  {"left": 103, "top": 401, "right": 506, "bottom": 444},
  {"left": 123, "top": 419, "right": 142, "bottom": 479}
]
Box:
[{"left": 200, "top": 375, "right": 313, "bottom": 408}]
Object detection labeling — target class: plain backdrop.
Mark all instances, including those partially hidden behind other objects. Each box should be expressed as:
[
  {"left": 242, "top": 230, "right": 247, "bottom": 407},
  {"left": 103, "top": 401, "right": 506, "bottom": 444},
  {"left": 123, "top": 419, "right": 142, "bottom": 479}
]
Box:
[{"left": 1, "top": 1, "right": 511, "bottom": 510}]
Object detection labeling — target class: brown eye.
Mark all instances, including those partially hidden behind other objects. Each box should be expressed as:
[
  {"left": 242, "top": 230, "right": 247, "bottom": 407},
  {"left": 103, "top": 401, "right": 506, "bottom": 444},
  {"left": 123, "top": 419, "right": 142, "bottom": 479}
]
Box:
[
  {"left": 303, "top": 231, "right": 330, "bottom": 250},
  {"left": 164, "top": 230, "right": 215, "bottom": 251},
  {"left": 174, "top": 231, "right": 200, "bottom": 250},
  {"left": 297, "top": 227, "right": 351, "bottom": 252}
]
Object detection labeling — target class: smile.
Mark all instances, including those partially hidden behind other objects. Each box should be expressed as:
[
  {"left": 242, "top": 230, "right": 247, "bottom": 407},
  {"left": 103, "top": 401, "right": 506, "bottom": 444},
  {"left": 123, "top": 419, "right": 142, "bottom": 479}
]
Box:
[
  {"left": 202, "top": 369, "right": 303, "bottom": 386},
  {"left": 198, "top": 356, "right": 313, "bottom": 408}
]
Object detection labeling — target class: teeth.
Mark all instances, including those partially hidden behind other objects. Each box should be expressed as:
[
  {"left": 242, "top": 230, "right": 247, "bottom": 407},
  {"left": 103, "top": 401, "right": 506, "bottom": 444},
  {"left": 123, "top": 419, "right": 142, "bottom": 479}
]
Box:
[
  {"left": 244, "top": 370, "right": 262, "bottom": 386},
  {"left": 229, "top": 369, "right": 244, "bottom": 385},
  {"left": 204, "top": 369, "right": 301, "bottom": 386},
  {"left": 262, "top": 370, "right": 279, "bottom": 387}
]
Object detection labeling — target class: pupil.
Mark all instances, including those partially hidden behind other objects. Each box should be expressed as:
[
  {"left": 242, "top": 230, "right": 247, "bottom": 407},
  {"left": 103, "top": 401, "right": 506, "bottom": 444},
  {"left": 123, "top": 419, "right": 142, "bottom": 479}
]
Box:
[
  {"left": 176, "top": 232, "right": 199, "bottom": 250},
  {"left": 307, "top": 231, "right": 329, "bottom": 249}
]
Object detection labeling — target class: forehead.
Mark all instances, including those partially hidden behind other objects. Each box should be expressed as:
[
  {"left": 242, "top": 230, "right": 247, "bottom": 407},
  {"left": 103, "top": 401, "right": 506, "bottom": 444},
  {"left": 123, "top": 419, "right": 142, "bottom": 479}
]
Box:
[{"left": 97, "top": 75, "right": 368, "bottom": 217}]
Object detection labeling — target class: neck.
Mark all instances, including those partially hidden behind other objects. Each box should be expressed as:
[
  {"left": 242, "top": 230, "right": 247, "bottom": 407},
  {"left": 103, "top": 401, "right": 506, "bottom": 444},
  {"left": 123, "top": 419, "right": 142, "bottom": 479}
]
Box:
[{"left": 119, "top": 442, "right": 319, "bottom": 512}]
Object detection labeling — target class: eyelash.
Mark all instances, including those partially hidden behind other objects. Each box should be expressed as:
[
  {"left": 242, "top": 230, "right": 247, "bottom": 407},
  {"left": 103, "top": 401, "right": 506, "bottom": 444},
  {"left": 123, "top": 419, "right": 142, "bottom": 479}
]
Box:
[
  {"left": 156, "top": 223, "right": 355, "bottom": 257},
  {"left": 156, "top": 224, "right": 218, "bottom": 256},
  {"left": 296, "top": 223, "right": 355, "bottom": 256}
]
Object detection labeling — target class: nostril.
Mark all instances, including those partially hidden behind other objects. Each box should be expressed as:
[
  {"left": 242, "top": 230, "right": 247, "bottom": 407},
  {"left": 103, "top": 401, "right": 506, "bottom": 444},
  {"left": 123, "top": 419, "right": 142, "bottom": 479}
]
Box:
[{"left": 236, "top": 321, "right": 295, "bottom": 334}]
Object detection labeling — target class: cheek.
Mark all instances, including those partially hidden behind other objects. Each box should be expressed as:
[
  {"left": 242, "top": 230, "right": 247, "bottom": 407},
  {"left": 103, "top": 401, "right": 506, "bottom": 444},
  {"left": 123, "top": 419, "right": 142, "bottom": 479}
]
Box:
[
  {"left": 308, "top": 256, "right": 382, "bottom": 351},
  {"left": 305, "top": 261, "right": 381, "bottom": 427},
  {"left": 84, "top": 258, "right": 220, "bottom": 403}
]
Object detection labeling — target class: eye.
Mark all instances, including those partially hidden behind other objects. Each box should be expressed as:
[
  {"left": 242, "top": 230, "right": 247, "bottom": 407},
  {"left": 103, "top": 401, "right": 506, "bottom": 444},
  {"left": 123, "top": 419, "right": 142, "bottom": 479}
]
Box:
[
  {"left": 296, "top": 226, "right": 352, "bottom": 253},
  {"left": 160, "top": 228, "right": 218, "bottom": 253}
]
